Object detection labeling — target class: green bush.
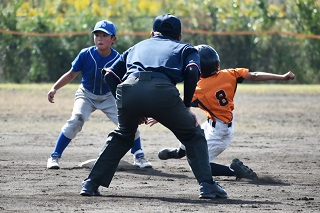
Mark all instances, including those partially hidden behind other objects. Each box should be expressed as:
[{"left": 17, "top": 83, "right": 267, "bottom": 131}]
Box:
[{"left": 0, "top": 0, "right": 319, "bottom": 84}]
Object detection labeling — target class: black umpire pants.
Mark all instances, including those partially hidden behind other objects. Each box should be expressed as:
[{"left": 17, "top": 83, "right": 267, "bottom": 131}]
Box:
[{"left": 86, "top": 72, "right": 215, "bottom": 187}]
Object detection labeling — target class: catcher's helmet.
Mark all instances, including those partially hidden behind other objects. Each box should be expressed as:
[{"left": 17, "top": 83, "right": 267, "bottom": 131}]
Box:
[{"left": 195, "top": 44, "right": 220, "bottom": 78}]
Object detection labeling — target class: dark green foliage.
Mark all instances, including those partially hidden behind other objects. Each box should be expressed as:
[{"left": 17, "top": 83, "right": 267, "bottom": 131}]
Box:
[{"left": 0, "top": 0, "right": 319, "bottom": 83}]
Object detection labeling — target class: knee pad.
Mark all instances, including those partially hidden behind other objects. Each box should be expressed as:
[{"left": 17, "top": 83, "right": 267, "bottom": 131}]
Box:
[{"left": 61, "top": 114, "right": 85, "bottom": 139}]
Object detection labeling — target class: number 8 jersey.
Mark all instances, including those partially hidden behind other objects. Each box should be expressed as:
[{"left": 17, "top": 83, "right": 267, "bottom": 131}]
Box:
[{"left": 192, "top": 68, "right": 249, "bottom": 123}]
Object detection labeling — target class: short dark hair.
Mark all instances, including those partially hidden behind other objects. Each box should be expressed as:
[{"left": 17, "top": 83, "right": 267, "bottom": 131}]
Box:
[{"left": 153, "top": 14, "right": 181, "bottom": 39}]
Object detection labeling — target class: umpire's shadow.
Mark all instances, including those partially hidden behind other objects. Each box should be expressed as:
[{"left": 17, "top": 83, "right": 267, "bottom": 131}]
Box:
[
  {"left": 103, "top": 194, "right": 281, "bottom": 206},
  {"left": 71, "top": 159, "right": 191, "bottom": 179},
  {"left": 119, "top": 160, "right": 191, "bottom": 179}
]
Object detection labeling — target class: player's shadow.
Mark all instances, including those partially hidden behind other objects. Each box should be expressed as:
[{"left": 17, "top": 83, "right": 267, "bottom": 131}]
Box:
[
  {"left": 219, "top": 175, "right": 291, "bottom": 186},
  {"left": 69, "top": 159, "right": 191, "bottom": 179},
  {"left": 116, "top": 160, "right": 192, "bottom": 179},
  {"left": 103, "top": 194, "right": 281, "bottom": 206},
  {"left": 70, "top": 160, "right": 291, "bottom": 184}
]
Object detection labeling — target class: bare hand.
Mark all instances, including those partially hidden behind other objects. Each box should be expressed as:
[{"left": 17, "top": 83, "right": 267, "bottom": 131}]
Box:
[
  {"left": 47, "top": 89, "right": 56, "bottom": 103},
  {"left": 147, "top": 118, "right": 159, "bottom": 127},
  {"left": 284, "top": 71, "right": 295, "bottom": 80},
  {"left": 138, "top": 117, "right": 148, "bottom": 125}
]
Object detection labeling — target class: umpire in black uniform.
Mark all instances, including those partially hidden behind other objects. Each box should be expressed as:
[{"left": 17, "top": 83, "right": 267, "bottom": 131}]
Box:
[{"left": 80, "top": 14, "right": 228, "bottom": 199}]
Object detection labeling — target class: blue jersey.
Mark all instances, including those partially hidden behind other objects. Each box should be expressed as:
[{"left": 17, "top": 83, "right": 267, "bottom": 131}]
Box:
[
  {"left": 71, "top": 46, "right": 120, "bottom": 95},
  {"left": 109, "top": 35, "right": 200, "bottom": 84}
]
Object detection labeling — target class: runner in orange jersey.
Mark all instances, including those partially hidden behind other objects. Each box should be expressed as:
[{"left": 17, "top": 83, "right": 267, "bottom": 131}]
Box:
[{"left": 156, "top": 44, "right": 295, "bottom": 181}]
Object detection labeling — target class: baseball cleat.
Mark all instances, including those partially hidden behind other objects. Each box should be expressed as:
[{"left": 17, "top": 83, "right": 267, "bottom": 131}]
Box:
[
  {"left": 199, "top": 182, "right": 228, "bottom": 199},
  {"left": 230, "top": 158, "right": 258, "bottom": 181},
  {"left": 133, "top": 156, "right": 152, "bottom": 168},
  {"left": 80, "top": 180, "right": 101, "bottom": 196},
  {"left": 158, "top": 148, "right": 185, "bottom": 160},
  {"left": 47, "top": 157, "right": 60, "bottom": 169}
]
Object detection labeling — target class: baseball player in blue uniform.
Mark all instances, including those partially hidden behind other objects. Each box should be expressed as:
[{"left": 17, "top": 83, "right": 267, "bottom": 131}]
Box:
[
  {"left": 46, "top": 20, "right": 151, "bottom": 170},
  {"left": 79, "top": 14, "right": 228, "bottom": 199}
]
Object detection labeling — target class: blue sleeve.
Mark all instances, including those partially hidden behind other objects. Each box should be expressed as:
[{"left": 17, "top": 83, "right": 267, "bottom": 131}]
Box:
[
  {"left": 183, "top": 48, "right": 201, "bottom": 107},
  {"left": 183, "top": 45, "right": 201, "bottom": 69},
  {"left": 109, "top": 50, "right": 129, "bottom": 80},
  {"left": 71, "top": 49, "right": 86, "bottom": 72},
  {"left": 184, "top": 65, "right": 200, "bottom": 107}
]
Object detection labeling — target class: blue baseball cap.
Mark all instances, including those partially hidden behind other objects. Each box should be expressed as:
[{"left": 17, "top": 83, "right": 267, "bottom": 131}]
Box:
[
  {"left": 153, "top": 14, "right": 181, "bottom": 38},
  {"left": 92, "top": 20, "right": 116, "bottom": 36}
]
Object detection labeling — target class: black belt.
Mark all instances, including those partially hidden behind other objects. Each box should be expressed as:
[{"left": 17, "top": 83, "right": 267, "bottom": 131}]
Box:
[
  {"left": 127, "top": 71, "right": 172, "bottom": 82},
  {"left": 207, "top": 118, "right": 232, "bottom": 128}
]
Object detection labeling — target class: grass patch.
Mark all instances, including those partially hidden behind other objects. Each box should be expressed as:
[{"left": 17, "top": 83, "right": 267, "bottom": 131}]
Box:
[
  {"left": 176, "top": 83, "right": 319, "bottom": 94},
  {"left": 0, "top": 83, "right": 79, "bottom": 90},
  {"left": 237, "top": 84, "right": 320, "bottom": 94}
]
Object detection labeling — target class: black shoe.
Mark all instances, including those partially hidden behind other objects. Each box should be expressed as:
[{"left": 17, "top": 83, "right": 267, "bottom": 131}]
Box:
[
  {"left": 158, "top": 148, "right": 185, "bottom": 160},
  {"left": 199, "top": 182, "right": 228, "bottom": 199},
  {"left": 80, "top": 179, "right": 101, "bottom": 196},
  {"left": 230, "top": 158, "right": 258, "bottom": 181}
]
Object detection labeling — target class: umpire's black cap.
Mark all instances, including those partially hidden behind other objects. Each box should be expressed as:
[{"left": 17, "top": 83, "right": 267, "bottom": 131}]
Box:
[{"left": 153, "top": 14, "right": 181, "bottom": 39}]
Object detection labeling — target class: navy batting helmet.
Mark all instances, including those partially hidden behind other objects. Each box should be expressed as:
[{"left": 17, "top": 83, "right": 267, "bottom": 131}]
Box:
[{"left": 195, "top": 44, "right": 220, "bottom": 78}]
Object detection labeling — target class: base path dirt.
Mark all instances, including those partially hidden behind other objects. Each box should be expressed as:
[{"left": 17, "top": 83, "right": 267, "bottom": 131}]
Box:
[{"left": 0, "top": 86, "right": 319, "bottom": 212}]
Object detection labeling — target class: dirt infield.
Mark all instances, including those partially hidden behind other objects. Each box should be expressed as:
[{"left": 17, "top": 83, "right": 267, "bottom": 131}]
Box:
[{"left": 0, "top": 85, "right": 319, "bottom": 212}]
